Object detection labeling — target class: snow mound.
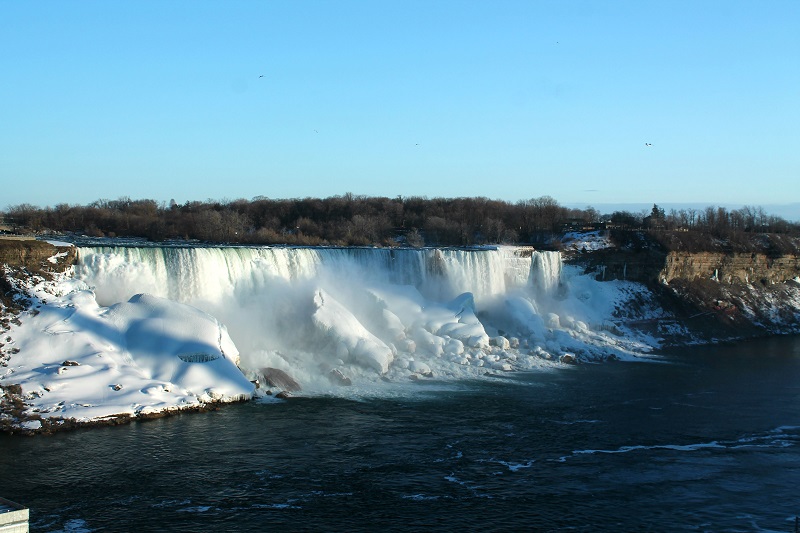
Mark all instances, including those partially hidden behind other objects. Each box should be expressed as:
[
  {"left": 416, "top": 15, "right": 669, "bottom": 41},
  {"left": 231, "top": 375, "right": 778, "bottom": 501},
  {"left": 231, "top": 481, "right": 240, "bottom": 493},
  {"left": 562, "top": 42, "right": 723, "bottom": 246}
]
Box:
[
  {"left": 1, "top": 285, "right": 254, "bottom": 426},
  {"left": 311, "top": 289, "right": 394, "bottom": 374}
]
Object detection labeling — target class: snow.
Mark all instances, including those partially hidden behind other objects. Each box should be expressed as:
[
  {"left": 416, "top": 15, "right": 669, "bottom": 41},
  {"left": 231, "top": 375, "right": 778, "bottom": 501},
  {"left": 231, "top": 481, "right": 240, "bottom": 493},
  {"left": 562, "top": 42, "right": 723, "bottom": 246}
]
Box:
[
  {"left": 47, "top": 251, "right": 69, "bottom": 264},
  {"left": 1, "top": 275, "right": 254, "bottom": 427},
  {"left": 43, "top": 240, "right": 75, "bottom": 248},
  {"left": 561, "top": 230, "right": 613, "bottom": 252},
  {"left": 2, "top": 245, "right": 665, "bottom": 430},
  {"left": 311, "top": 288, "right": 394, "bottom": 374}
]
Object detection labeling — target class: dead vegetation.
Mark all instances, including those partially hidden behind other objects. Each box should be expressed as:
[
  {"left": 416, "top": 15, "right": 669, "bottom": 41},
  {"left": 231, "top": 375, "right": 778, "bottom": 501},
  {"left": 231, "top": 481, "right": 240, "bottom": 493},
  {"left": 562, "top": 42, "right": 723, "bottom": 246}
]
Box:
[{"left": 646, "top": 230, "right": 800, "bottom": 255}]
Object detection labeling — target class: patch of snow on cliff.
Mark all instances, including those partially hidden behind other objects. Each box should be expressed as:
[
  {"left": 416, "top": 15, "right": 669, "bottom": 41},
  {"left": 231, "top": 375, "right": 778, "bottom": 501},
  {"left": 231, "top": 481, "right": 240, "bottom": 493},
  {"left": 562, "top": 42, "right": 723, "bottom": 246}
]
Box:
[{"left": 561, "top": 231, "right": 613, "bottom": 252}]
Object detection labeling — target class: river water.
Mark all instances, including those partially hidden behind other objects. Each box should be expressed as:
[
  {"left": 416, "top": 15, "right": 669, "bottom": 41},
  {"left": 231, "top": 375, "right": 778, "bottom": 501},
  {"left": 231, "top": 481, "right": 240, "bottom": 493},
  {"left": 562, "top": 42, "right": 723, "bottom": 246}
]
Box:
[{"left": 1, "top": 336, "right": 799, "bottom": 532}]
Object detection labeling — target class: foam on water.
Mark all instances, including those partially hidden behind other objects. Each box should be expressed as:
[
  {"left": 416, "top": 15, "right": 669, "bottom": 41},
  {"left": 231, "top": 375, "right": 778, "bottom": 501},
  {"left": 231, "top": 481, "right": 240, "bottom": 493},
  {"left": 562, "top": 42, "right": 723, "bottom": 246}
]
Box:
[
  {"left": 74, "top": 245, "right": 654, "bottom": 394},
  {"left": 557, "top": 425, "right": 800, "bottom": 463}
]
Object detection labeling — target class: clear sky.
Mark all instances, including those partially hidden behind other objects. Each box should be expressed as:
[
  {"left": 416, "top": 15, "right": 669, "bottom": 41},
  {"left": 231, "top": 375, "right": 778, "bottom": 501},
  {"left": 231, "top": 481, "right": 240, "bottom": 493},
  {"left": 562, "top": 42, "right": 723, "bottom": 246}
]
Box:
[{"left": 2, "top": 1, "right": 799, "bottom": 218}]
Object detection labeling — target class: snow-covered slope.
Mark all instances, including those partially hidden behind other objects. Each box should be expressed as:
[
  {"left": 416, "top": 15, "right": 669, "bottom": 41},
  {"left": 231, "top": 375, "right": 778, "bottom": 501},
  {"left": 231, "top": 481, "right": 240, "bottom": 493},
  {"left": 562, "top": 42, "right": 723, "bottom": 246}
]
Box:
[{"left": 1, "top": 269, "right": 254, "bottom": 432}]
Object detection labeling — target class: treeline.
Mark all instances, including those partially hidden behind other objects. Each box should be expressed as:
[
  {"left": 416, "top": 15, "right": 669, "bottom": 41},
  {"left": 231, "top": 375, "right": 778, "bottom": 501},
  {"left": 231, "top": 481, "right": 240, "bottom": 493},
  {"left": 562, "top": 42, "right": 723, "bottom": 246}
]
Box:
[
  {"left": 3, "top": 195, "right": 590, "bottom": 246},
  {"left": 611, "top": 204, "right": 797, "bottom": 236},
  {"left": 3, "top": 196, "right": 798, "bottom": 247}
]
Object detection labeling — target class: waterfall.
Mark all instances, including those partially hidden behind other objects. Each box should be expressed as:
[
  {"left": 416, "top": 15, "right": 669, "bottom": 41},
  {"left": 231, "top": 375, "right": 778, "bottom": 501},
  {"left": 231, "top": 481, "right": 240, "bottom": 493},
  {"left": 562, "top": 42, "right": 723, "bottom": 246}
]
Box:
[
  {"left": 72, "top": 245, "right": 586, "bottom": 387},
  {"left": 76, "top": 246, "right": 551, "bottom": 306},
  {"left": 530, "top": 251, "right": 562, "bottom": 295}
]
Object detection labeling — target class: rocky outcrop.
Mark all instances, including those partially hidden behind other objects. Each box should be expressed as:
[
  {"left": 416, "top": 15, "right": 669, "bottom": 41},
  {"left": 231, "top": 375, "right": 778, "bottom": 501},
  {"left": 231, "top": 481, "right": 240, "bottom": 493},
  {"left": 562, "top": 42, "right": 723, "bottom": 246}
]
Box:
[
  {"left": 1, "top": 239, "right": 77, "bottom": 314},
  {"left": 0, "top": 238, "right": 77, "bottom": 273},
  {"left": 569, "top": 244, "right": 800, "bottom": 342},
  {"left": 260, "top": 367, "right": 302, "bottom": 392},
  {"left": 570, "top": 248, "right": 666, "bottom": 283},
  {"left": 573, "top": 248, "right": 800, "bottom": 286},
  {"left": 661, "top": 252, "right": 800, "bottom": 285}
]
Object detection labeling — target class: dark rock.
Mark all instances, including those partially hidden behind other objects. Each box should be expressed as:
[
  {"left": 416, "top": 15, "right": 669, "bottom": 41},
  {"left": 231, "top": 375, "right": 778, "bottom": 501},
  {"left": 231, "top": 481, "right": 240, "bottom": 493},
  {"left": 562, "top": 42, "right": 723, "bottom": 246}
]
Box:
[
  {"left": 275, "top": 391, "right": 292, "bottom": 400},
  {"left": 61, "top": 360, "right": 80, "bottom": 367},
  {"left": 261, "top": 367, "right": 302, "bottom": 392},
  {"left": 1, "top": 383, "right": 22, "bottom": 395},
  {"left": 328, "top": 368, "right": 352, "bottom": 386},
  {"left": 560, "top": 353, "right": 577, "bottom": 364}
]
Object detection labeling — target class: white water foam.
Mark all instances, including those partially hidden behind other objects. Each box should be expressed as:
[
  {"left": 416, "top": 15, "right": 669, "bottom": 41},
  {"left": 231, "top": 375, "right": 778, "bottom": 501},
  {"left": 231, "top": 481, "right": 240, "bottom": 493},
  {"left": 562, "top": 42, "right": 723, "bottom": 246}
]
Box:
[
  {"left": 72, "top": 245, "right": 654, "bottom": 394},
  {"left": 557, "top": 425, "right": 800, "bottom": 463}
]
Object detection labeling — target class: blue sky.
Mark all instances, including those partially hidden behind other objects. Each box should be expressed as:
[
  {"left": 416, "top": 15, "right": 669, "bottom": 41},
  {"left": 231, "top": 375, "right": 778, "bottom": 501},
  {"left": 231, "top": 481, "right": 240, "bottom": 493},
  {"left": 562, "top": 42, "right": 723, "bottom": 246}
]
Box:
[{"left": 2, "top": 1, "right": 798, "bottom": 218}]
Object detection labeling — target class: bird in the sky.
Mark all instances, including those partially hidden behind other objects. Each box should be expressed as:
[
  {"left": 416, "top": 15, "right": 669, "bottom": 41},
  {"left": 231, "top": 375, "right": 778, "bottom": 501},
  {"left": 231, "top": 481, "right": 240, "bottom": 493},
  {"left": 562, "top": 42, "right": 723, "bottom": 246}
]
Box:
[
  {"left": 259, "top": 75, "right": 264, "bottom": 78},
  {"left": 645, "top": 143, "right": 652, "bottom": 147}
]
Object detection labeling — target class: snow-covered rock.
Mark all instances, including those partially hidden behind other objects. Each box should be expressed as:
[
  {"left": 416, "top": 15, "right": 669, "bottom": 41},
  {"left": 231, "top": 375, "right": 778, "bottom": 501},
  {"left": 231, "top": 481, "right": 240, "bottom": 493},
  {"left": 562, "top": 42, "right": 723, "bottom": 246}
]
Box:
[{"left": 311, "top": 289, "right": 393, "bottom": 374}]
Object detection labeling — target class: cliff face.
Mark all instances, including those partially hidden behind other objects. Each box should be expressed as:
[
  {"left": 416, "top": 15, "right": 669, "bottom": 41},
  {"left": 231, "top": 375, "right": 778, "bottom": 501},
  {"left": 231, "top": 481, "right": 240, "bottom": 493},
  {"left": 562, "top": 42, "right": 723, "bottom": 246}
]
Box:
[
  {"left": 0, "top": 239, "right": 77, "bottom": 273},
  {"left": 570, "top": 248, "right": 666, "bottom": 283},
  {"left": 572, "top": 248, "right": 800, "bottom": 286},
  {"left": 569, "top": 246, "right": 800, "bottom": 342},
  {"left": 0, "top": 239, "right": 77, "bottom": 314},
  {"left": 661, "top": 252, "right": 800, "bottom": 285}
]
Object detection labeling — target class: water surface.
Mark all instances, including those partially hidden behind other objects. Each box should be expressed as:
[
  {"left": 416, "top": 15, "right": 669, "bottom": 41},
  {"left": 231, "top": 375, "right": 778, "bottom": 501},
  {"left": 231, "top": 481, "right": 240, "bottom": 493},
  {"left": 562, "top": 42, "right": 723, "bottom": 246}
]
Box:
[{"left": 2, "top": 336, "right": 799, "bottom": 532}]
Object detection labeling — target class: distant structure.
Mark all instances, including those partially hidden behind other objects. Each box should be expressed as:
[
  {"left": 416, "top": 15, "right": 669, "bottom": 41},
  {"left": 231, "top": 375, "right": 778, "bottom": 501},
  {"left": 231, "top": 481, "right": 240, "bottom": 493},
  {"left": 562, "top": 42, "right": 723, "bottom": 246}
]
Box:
[
  {"left": 561, "top": 219, "right": 608, "bottom": 232},
  {"left": 0, "top": 215, "right": 13, "bottom": 233},
  {"left": 0, "top": 216, "right": 28, "bottom": 237},
  {"left": 0, "top": 497, "right": 29, "bottom": 532}
]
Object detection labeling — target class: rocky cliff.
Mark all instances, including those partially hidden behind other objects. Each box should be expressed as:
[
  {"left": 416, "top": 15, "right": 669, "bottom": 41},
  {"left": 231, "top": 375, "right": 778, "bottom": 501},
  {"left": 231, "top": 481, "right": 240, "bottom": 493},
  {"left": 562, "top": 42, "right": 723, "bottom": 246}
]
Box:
[
  {"left": 0, "top": 238, "right": 77, "bottom": 272},
  {"left": 574, "top": 248, "right": 800, "bottom": 286},
  {"left": 568, "top": 243, "right": 800, "bottom": 342},
  {"left": 0, "top": 239, "right": 77, "bottom": 314},
  {"left": 661, "top": 252, "right": 800, "bottom": 285},
  {"left": 569, "top": 248, "right": 665, "bottom": 283}
]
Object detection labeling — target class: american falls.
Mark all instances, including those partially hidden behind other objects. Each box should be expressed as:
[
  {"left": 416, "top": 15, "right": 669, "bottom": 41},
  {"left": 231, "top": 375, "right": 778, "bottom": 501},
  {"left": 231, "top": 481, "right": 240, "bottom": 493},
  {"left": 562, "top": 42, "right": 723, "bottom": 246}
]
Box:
[{"left": 73, "top": 245, "right": 655, "bottom": 393}]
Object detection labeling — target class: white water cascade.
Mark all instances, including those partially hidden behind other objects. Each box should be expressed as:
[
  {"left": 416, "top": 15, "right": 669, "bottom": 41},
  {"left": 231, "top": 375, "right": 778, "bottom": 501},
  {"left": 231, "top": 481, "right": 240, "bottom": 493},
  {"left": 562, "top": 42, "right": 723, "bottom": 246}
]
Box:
[{"left": 74, "top": 245, "right": 638, "bottom": 391}]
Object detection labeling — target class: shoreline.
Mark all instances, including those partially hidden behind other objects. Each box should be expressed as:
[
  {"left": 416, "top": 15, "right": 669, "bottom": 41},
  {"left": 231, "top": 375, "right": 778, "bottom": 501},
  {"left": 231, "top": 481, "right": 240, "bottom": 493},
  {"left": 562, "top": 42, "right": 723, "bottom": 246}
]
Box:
[{"left": 0, "top": 389, "right": 253, "bottom": 437}]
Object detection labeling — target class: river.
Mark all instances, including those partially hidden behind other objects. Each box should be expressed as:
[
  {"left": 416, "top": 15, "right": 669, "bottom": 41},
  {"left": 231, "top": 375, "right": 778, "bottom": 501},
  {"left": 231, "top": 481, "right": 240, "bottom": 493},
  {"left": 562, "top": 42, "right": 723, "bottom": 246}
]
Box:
[{"left": 1, "top": 335, "right": 799, "bottom": 532}]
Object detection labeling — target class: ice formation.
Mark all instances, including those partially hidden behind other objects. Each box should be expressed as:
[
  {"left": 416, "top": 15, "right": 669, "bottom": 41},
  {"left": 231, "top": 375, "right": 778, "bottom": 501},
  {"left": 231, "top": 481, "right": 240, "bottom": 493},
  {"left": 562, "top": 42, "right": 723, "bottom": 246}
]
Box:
[{"left": 72, "top": 246, "right": 655, "bottom": 389}]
